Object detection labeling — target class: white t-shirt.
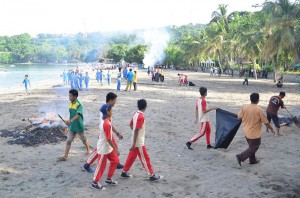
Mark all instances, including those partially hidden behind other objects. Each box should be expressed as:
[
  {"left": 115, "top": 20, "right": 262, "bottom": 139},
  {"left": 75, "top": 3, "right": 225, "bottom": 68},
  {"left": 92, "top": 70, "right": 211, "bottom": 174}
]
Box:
[
  {"left": 97, "top": 119, "right": 113, "bottom": 155},
  {"left": 197, "top": 98, "right": 209, "bottom": 122},
  {"left": 130, "top": 111, "right": 146, "bottom": 147}
]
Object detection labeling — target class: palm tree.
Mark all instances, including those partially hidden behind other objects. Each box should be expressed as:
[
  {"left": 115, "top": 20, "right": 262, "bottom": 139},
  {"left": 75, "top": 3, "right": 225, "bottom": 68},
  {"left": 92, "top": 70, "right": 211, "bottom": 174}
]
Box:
[
  {"left": 211, "top": 4, "right": 230, "bottom": 33},
  {"left": 263, "top": 0, "right": 300, "bottom": 78}
]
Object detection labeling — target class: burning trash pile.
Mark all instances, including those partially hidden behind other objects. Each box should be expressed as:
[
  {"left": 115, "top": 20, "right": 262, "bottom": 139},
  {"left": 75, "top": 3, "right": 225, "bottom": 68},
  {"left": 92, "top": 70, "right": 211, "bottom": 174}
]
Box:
[{"left": 0, "top": 113, "right": 67, "bottom": 147}]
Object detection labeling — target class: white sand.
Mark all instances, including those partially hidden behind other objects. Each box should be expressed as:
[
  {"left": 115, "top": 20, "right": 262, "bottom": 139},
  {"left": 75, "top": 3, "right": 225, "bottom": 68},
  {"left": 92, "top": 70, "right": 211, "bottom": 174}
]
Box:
[{"left": 0, "top": 70, "right": 299, "bottom": 198}]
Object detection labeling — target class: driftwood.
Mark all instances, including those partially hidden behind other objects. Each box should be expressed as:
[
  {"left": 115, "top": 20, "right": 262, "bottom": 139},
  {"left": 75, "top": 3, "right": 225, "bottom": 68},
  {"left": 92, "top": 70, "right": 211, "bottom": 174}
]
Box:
[{"left": 22, "top": 118, "right": 63, "bottom": 122}]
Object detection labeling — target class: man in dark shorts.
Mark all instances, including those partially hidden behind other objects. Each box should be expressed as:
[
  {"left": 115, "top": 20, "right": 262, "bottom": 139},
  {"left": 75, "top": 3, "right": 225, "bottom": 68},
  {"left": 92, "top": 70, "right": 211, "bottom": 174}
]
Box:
[{"left": 266, "top": 91, "right": 286, "bottom": 136}]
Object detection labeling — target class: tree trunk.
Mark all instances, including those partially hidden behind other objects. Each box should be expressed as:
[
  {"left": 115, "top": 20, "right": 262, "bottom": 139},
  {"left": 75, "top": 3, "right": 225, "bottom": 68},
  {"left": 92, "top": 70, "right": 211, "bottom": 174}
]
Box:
[
  {"left": 253, "top": 57, "right": 257, "bottom": 80},
  {"left": 217, "top": 51, "right": 223, "bottom": 73},
  {"left": 272, "top": 58, "right": 276, "bottom": 82}
]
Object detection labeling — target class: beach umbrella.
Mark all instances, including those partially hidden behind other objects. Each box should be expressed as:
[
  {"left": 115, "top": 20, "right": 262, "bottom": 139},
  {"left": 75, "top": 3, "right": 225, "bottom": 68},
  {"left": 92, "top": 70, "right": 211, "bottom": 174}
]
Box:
[{"left": 214, "top": 109, "right": 241, "bottom": 149}]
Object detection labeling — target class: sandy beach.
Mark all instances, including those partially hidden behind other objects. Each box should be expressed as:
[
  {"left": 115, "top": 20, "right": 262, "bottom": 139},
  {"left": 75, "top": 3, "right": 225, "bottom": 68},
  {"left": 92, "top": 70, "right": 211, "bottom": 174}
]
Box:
[{"left": 0, "top": 70, "right": 299, "bottom": 198}]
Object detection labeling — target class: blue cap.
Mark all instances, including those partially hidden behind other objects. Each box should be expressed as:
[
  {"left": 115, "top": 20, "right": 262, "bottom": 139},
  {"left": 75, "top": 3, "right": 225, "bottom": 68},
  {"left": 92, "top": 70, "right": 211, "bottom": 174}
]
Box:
[{"left": 100, "top": 104, "right": 111, "bottom": 119}]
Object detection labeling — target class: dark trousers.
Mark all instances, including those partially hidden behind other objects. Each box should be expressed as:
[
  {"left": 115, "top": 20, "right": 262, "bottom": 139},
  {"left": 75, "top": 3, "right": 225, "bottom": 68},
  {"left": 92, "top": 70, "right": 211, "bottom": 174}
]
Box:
[
  {"left": 240, "top": 138, "right": 261, "bottom": 163},
  {"left": 243, "top": 79, "right": 248, "bottom": 85},
  {"left": 133, "top": 82, "right": 137, "bottom": 91}
]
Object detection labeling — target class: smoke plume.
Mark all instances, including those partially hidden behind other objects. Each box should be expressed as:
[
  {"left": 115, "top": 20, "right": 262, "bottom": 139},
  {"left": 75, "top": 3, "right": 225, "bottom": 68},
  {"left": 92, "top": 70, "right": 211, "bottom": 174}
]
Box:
[{"left": 141, "top": 29, "right": 170, "bottom": 67}]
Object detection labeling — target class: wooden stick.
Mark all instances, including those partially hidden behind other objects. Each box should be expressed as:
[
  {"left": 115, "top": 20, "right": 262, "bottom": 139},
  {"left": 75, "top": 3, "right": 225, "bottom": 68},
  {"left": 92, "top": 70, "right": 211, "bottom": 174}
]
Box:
[{"left": 22, "top": 118, "right": 62, "bottom": 122}]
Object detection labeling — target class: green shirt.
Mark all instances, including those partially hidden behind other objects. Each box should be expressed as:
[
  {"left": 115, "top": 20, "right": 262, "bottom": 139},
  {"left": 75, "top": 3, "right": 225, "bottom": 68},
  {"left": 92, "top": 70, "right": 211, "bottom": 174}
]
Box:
[
  {"left": 244, "top": 73, "right": 249, "bottom": 80},
  {"left": 69, "top": 99, "right": 84, "bottom": 133}
]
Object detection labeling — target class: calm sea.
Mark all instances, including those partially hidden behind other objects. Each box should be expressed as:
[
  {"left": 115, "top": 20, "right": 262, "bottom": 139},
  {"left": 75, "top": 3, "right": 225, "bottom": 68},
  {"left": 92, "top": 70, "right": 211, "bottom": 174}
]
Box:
[{"left": 0, "top": 64, "right": 78, "bottom": 89}]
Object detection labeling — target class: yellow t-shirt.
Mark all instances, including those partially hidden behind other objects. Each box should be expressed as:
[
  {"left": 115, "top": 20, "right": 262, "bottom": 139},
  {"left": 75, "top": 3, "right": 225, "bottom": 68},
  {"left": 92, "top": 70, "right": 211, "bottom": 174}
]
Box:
[
  {"left": 133, "top": 73, "right": 137, "bottom": 83},
  {"left": 238, "top": 104, "right": 269, "bottom": 139}
]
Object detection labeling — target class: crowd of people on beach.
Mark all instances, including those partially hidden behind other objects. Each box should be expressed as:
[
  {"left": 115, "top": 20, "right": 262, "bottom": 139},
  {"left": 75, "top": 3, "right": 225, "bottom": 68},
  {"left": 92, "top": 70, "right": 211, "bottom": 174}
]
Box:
[{"left": 60, "top": 65, "right": 140, "bottom": 92}]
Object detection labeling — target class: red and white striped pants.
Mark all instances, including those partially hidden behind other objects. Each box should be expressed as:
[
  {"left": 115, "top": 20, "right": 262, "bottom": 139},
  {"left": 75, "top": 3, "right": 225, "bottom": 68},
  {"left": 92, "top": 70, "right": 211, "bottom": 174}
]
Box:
[
  {"left": 123, "top": 146, "right": 154, "bottom": 175},
  {"left": 86, "top": 137, "right": 118, "bottom": 165},
  {"left": 93, "top": 150, "right": 119, "bottom": 183},
  {"left": 190, "top": 122, "right": 211, "bottom": 144}
]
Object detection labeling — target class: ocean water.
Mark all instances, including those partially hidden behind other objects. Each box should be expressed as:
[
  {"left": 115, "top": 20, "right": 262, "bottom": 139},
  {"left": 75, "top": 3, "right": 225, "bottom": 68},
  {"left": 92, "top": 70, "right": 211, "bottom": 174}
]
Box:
[{"left": 0, "top": 64, "right": 78, "bottom": 89}]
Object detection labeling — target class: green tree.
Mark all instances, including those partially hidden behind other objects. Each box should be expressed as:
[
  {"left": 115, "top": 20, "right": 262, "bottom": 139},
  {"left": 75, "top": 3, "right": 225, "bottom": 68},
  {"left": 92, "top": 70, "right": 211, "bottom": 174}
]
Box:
[
  {"left": 263, "top": 0, "right": 300, "bottom": 76},
  {"left": 106, "top": 44, "right": 128, "bottom": 62},
  {"left": 124, "top": 44, "right": 147, "bottom": 64},
  {"left": 0, "top": 52, "right": 12, "bottom": 63},
  {"left": 164, "top": 44, "right": 184, "bottom": 66}
]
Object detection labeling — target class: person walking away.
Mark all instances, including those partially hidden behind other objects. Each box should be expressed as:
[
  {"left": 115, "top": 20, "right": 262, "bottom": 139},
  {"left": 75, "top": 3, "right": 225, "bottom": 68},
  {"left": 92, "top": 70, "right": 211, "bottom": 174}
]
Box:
[
  {"left": 70, "top": 71, "right": 75, "bottom": 89},
  {"left": 133, "top": 70, "right": 138, "bottom": 91},
  {"left": 58, "top": 89, "right": 91, "bottom": 161},
  {"left": 91, "top": 106, "right": 119, "bottom": 190},
  {"left": 117, "top": 68, "right": 122, "bottom": 91},
  {"left": 99, "top": 69, "right": 103, "bottom": 85},
  {"left": 107, "top": 70, "right": 111, "bottom": 86},
  {"left": 236, "top": 93, "right": 274, "bottom": 167},
  {"left": 125, "top": 69, "right": 134, "bottom": 91},
  {"left": 63, "top": 69, "right": 68, "bottom": 85},
  {"left": 84, "top": 72, "right": 90, "bottom": 91},
  {"left": 266, "top": 92, "right": 286, "bottom": 136},
  {"left": 186, "top": 87, "right": 218, "bottom": 150},
  {"left": 96, "top": 69, "right": 100, "bottom": 83},
  {"left": 210, "top": 68, "right": 213, "bottom": 76},
  {"left": 243, "top": 71, "right": 249, "bottom": 85},
  {"left": 67, "top": 70, "right": 71, "bottom": 85},
  {"left": 22, "top": 75, "right": 31, "bottom": 95},
  {"left": 121, "top": 99, "right": 163, "bottom": 181},
  {"left": 123, "top": 67, "right": 128, "bottom": 79},
  {"left": 79, "top": 73, "right": 84, "bottom": 90}
]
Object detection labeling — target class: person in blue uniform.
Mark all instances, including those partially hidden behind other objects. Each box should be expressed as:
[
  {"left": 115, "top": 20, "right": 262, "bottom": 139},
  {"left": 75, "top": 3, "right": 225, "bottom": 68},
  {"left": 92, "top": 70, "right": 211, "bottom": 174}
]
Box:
[
  {"left": 85, "top": 72, "right": 90, "bottom": 91},
  {"left": 107, "top": 70, "right": 111, "bottom": 86},
  {"left": 79, "top": 73, "right": 84, "bottom": 90},
  {"left": 99, "top": 69, "right": 103, "bottom": 85},
  {"left": 117, "top": 68, "right": 121, "bottom": 91},
  {"left": 96, "top": 69, "right": 100, "bottom": 83},
  {"left": 63, "top": 69, "right": 68, "bottom": 85}
]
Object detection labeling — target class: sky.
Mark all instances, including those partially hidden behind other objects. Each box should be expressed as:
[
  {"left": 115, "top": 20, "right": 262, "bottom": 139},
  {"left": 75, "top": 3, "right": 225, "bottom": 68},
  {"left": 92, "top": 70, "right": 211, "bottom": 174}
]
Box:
[{"left": 0, "top": 0, "right": 265, "bottom": 36}]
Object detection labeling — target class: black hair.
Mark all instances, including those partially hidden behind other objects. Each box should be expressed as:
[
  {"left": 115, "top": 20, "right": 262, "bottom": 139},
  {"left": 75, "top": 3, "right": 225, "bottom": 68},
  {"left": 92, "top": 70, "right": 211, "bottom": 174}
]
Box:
[
  {"left": 250, "top": 93, "right": 259, "bottom": 103},
  {"left": 199, "top": 87, "right": 207, "bottom": 96},
  {"left": 106, "top": 92, "right": 117, "bottom": 103},
  {"left": 279, "top": 91, "right": 285, "bottom": 96},
  {"left": 130, "top": 68, "right": 132, "bottom": 71},
  {"left": 25, "top": 75, "right": 28, "bottom": 77},
  {"left": 69, "top": 89, "right": 78, "bottom": 97},
  {"left": 137, "top": 99, "right": 147, "bottom": 110}
]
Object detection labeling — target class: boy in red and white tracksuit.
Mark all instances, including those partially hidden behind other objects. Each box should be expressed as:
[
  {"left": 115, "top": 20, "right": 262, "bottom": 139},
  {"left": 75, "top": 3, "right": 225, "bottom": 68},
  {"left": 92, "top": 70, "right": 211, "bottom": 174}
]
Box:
[
  {"left": 186, "top": 87, "right": 218, "bottom": 150},
  {"left": 82, "top": 92, "right": 124, "bottom": 173},
  {"left": 91, "top": 106, "right": 119, "bottom": 190},
  {"left": 121, "top": 99, "right": 163, "bottom": 181}
]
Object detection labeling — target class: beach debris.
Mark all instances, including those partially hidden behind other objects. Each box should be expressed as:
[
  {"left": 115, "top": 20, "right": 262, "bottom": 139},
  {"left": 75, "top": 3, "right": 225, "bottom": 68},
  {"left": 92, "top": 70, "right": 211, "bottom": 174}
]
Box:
[
  {"left": 285, "top": 108, "right": 300, "bottom": 128},
  {"left": 279, "top": 115, "right": 300, "bottom": 127},
  {"left": 0, "top": 125, "right": 67, "bottom": 147}
]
